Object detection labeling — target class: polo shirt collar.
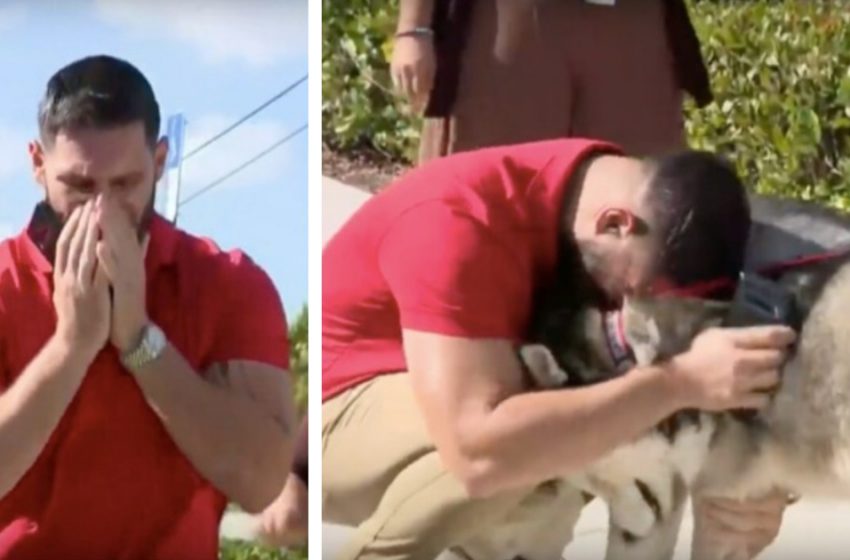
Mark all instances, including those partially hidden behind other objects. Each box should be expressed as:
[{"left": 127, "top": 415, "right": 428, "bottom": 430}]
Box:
[{"left": 145, "top": 214, "right": 180, "bottom": 272}]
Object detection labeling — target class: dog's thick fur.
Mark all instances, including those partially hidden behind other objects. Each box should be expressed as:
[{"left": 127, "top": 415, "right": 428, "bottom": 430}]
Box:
[
  {"left": 453, "top": 194, "right": 850, "bottom": 560},
  {"left": 459, "top": 254, "right": 850, "bottom": 560}
]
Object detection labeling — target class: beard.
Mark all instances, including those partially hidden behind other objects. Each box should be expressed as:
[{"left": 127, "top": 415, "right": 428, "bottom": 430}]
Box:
[
  {"left": 575, "top": 239, "right": 624, "bottom": 303},
  {"left": 136, "top": 187, "right": 156, "bottom": 240},
  {"left": 31, "top": 184, "right": 157, "bottom": 264}
]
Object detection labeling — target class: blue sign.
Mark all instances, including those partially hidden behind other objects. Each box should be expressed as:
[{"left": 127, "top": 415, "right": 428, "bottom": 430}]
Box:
[{"left": 165, "top": 114, "right": 186, "bottom": 169}]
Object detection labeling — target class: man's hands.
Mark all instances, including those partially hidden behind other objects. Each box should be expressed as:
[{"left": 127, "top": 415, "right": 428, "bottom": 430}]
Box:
[
  {"left": 390, "top": 34, "right": 436, "bottom": 113},
  {"left": 668, "top": 325, "right": 796, "bottom": 412},
  {"left": 52, "top": 200, "right": 111, "bottom": 360},
  {"left": 693, "top": 490, "right": 791, "bottom": 559},
  {"left": 53, "top": 195, "right": 149, "bottom": 358},
  {"left": 94, "top": 196, "right": 149, "bottom": 354}
]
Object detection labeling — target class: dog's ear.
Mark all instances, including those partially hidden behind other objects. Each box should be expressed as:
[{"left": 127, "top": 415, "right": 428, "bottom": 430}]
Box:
[
  {"left": 519, "top": 344, "right": 569, "bottom": 389},
  {"left": 664, "top": 297, "right": 728, "bottom": 338},
  {"left": 624, "top": 295, "right": 729, "bottom": 361},
  {"left": 622, "top": 296, "right": 662, "bottom": 364}
]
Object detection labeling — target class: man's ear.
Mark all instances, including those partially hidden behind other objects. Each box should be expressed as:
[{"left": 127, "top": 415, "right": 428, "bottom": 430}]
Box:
[
  {"left": 519, "top": 344, "right": 569, "bottom": 389},
  {"left": 594, "top": 207, "right": 636, "bottom": 237},
  {"left": 153, "top": 136, "right": 169, "bottom": 183},
  {"left": 29, "top": 140, "right": 47, "bottom": 190}
]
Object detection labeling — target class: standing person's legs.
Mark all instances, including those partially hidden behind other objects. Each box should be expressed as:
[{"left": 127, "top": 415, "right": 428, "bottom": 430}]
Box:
[
  {"left": 565, "top": 0, "right": 687, "bottom": 156},
  {"left": 419, "top": 1, "right": 686, "bottom": 164},
  {"left": 419, "top": 1, "right": 575, "bottom": 164},
  {"left": 322, "top": 373, "right": 534, "bottom": 560}
]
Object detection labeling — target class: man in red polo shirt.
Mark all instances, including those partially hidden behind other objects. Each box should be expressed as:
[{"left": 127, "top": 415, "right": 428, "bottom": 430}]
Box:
[
  {"left": 322, "top": 139, "right": 795, "bottom": 559},
  {"left": 0, "top": 55, "right": 296, "bottom": 559}
]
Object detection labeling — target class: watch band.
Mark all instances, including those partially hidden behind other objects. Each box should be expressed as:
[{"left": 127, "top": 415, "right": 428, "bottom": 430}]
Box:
[{"left": 121, "top": 323, "right": 167, "bottom": 371}]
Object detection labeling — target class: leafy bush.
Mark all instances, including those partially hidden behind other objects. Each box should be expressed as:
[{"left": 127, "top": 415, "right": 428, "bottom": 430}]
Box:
[
  {"left": 322, "top": 0, "right": 420, "bottom": 162},
  {"left": 322, "top": 0, "right": 850, "bottom": 206},
  {"left": 684, "top": 1, "right": 850, "bottom": 208},
  {"left": 289, "top": 305, "right": 308, "bottom": 414}
]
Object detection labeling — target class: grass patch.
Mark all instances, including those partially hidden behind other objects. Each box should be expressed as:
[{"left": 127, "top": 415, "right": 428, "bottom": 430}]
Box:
[{"left": 219, "top": 539, "right": 307, "bottom": 560}]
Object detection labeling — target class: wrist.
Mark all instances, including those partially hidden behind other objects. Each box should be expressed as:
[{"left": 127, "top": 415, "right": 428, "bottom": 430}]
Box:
[
  {"left": 645, "top": 362, "right": 691, "bottom": 413},
  {"left": 120, "top": 322, "right": 168, "bottom": 373},
  {"left": 47, "top": 333, "right": 99, "bottom": 370},
  {"left": 116, "top": 315, "right": 150, "bottom": 355},
  {"left": 395, "top": 26, "right": 434, "bottom": 40}
]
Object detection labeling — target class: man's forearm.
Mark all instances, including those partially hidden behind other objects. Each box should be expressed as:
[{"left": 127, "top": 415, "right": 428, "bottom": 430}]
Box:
[
  {"left": 0, "top": 337, "right": 92, "bottom": 499},
  {"left": 129, "top": 345, "right": 294, "bottom": 513},
  {"left": 454, "top": 365, "right": 684, "bottom": 497},
  {"left": 397, "top": 0, "right": 434, "bottom": 32}
]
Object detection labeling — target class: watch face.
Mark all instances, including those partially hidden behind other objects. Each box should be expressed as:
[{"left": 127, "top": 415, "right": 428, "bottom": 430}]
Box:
[
  {"left": 145, "top": 324, "right": 167, "bottom": 355},
  {"left": 125, "top": 324, "right": 167, "bottom": 370}
]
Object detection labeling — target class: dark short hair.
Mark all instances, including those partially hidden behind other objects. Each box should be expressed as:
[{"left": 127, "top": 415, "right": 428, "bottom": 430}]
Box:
[
  {"left": 38, "top": 55, "right": 160, "bottom": 148},
  {"left": 646, "top": 151, "right": 750, "bottom": 296}
]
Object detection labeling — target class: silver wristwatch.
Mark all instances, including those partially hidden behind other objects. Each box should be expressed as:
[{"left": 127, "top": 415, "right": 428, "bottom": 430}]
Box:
[{"left": 121, "top": 323, "right": 167, "bottom": 371}]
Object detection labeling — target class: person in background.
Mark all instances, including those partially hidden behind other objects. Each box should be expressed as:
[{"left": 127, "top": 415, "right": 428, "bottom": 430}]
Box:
[
  {"left": 0, "top": 55, "right": 295, "bottom": 559},
  {"left": 391, "top": 0, "right": 712, "bottom": 163}
]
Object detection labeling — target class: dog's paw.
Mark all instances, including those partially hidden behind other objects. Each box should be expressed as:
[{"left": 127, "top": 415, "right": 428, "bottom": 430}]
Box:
[
  {"left": 519, "top": 344, "right": 568, "bottom": 388},
  {"left": 608, "top": 484, "right": 659, "bottom": 539}
]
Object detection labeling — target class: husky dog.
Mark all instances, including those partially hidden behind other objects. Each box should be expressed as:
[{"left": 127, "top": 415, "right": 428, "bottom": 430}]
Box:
[
  {"left": 453, "top": 194, "right": 850, "bottom": 560},
  {"left": 687, "top": 251, "right": 850, "bottom": 560},
  {"left": 460, "top": 252, "right": 850, "bottom": 560},
  {"left": 453, "top": 288, "right": 730, "bottom": 560},
  {"left": 453, "top": 237, "right": 731, "bottom": 560},
  {"left": 518, "top": 299, "right": 730, "bottom": 560}
]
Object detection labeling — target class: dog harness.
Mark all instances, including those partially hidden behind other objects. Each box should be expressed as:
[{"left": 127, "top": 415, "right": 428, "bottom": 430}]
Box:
[
  {"left": 603, "top": 309, "right": 637, "bottom": 373},
  {"left": 656, "top": 248, "right": 850, "bottom": 330}
]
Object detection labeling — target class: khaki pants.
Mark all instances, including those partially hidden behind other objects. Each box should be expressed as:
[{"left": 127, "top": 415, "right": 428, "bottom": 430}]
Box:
[{"left": 322, "top": 373, "right": 574, "bottom": 560}]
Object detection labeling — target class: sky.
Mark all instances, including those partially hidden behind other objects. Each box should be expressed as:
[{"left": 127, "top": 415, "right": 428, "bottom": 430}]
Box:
[{"left": 0, "top": 0, "right": 308, "bottom": 320}]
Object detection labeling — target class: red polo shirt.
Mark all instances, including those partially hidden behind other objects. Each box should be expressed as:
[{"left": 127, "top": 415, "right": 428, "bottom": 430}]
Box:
[
  {"left": 322, "top": 138, "right": 620, "bottom": 401},
  {"left": 0, "top": 215, "right": 289, "bottom": 560}
]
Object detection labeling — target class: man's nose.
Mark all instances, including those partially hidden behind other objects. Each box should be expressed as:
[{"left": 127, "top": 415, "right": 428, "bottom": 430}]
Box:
[{"left": 97, "top": 190, "right": 123, "bottom": 209}]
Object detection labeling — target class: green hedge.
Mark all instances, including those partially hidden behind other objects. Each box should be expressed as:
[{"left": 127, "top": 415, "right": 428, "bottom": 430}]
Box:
[
  {"left": 322, "top": 0, "right": 420, "bottom": 162},
  {"left": 685, "top": 2, "right": 850, "bottom": 208},
  {"left": 322, "top": 0, "right": 850, "bottom": 206},
  {"left": 289, "top": 305, "right": 308, "bottom": 413},
  {"left": 219, "top": 539, "right": 306, "bottom": 560}
]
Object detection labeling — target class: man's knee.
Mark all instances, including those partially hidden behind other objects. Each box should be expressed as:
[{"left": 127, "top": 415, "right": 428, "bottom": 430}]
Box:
[
  {"left": 342, "top": 454, "right": 532, "bottom": 560},
  {"left": 322, "top": 374, "right": 437, "bottom": 525}
]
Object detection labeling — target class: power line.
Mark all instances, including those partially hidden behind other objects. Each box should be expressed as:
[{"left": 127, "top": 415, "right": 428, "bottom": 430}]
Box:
[
  {"left": 181, "top": 74, "right": 307, "bottom": 162},
  {"left": 178, "top": 123, "right": 308, "bottom": 208}
]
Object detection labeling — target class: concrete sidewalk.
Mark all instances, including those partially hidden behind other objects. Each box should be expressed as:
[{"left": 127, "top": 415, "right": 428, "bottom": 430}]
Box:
[
  {"left": 320, "top": 175, "right": 850, "bottom": 559},
  {"left": 323, "top": 176, "right": 372, "bottom": 247}
]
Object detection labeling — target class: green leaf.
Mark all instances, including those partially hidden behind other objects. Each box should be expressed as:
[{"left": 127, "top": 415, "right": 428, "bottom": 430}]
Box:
[{"left": 838, "top": 72, "right": 850, "bottom": 107}]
